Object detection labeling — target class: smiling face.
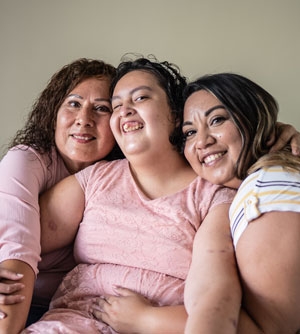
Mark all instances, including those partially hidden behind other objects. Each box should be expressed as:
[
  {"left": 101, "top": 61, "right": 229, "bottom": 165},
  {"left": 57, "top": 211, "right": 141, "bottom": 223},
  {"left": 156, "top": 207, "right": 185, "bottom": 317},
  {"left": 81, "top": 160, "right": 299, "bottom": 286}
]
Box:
[
  {"left": 55, "top": 77, "right": 115, "bottom": 173},
  {"left": 110, "top": 70, "right": 175, "bottom": 158},
  {"left": 183, "top": 90, "right": 243, "bottom": 188}
]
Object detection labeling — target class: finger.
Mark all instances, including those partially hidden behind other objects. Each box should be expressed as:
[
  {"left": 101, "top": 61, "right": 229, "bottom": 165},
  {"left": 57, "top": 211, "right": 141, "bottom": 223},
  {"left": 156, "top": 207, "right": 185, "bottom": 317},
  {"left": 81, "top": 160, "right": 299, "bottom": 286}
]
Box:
[
  {"left": 91, "top": 308, "right": 109, "bottom": 325},
  {"left": 290, "top": 138, "right": 300, "bottom": 156},
  {"left": 91, "top": 308, "right": 102, "bottom": 321},
  {"left": 291, "top": 145, "right": 300, "bottom": 156},
  {"left": 0, "top": 283, "right": 25, "bottom": 294},
  {"left": 269, "top": 137, "right": 285, "bottom": 152},
  {"left": 0, "top": 270, "right": 23, "bottom": 281},
  {"left": 0, "top": 294, "right": 25, "bottom": 305},
  {"left": 94, "top": 297, "right": 110, "bottom": 310},
  {"left": 102, "top": 294, "right": 114, "bottom": 305}
]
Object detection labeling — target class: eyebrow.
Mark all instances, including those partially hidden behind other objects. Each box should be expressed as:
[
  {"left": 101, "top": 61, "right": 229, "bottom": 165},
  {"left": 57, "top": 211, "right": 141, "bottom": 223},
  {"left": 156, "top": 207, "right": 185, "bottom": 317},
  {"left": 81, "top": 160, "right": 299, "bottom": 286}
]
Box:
[
  {"left": 111, "top": 85, "right": 153, "bottom": 101},
  {"left": 67, "top": 94, "right": 110, "bottom": 103},
  {"left": 182, "top": 105, "right": 225, "bottom": 127}
]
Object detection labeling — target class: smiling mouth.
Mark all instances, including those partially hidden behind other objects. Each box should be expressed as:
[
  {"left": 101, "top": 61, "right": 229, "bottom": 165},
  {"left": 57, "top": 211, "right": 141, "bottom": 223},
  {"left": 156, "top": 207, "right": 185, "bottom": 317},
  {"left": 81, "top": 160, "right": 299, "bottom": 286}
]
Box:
[
  {"left": 203, "top": 152, "right": 225, "bottom": 164},
  {"left": 123, "top": 122, "right": 144, "bottom": 133},
  {"left": 72, "top": 134, "right": 95, "bottom": 142}
]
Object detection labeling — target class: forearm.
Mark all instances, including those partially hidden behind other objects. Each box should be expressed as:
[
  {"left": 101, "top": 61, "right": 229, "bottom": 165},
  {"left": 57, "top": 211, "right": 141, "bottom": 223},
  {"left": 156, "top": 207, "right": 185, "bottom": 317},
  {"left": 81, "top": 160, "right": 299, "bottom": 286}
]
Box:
[
  {"left": 237, "top": 309, "right": 262, "bottom": 334},
  {"left": 184, "top": 205, "right": 241, "bottom": 333},
  {"left": 0, "top": 260, "right": 35, "bottom": 334},
  {"left": 185, "top": 287, "right": 241, "bottom": 334},
  {"left": 142, "top": 304, "right": 187, "bottom": 334}
]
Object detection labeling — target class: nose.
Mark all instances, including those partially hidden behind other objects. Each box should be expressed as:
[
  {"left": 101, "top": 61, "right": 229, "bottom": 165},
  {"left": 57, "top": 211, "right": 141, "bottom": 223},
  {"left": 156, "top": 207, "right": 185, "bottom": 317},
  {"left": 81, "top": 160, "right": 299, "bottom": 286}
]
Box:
[
  {"left": 75, "top": 106, "right": 94, "bottom": 127},
  {"left": 119, "top": 103, "right": 135, "bottom": 118},
  {"left": 195, "top": 130, "right": 214, "bottom": 149}
]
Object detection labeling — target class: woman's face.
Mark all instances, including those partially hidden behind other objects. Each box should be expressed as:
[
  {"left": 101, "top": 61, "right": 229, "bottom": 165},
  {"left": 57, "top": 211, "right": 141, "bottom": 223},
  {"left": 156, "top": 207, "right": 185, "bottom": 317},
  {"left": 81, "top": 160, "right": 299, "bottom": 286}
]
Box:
[
  {"left": 183, "top": 90, "right": 242, "bottom": 188},
  {"left": 55, "top": 77, "right": 115, "bottom": 173},
  {"left": 110, "top": 70, "right": 174, "bottom": 158}
]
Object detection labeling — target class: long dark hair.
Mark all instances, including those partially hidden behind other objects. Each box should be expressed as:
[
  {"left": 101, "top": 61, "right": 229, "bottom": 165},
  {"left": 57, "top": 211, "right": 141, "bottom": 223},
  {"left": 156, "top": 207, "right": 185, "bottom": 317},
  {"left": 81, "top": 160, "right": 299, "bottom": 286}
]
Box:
[
  {"left": 9, "top": 58, "right": 123, "bottom": 161},
  {"left": 183, "top": 73, "right": 284, "bottom": 179}
]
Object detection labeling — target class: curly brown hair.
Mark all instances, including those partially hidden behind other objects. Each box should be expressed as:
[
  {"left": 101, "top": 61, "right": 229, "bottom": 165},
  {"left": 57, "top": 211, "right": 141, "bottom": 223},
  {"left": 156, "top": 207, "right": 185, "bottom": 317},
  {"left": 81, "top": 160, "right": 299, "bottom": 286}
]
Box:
[{"left": 9, "top": 58, "right": 122, "bottom": 160}]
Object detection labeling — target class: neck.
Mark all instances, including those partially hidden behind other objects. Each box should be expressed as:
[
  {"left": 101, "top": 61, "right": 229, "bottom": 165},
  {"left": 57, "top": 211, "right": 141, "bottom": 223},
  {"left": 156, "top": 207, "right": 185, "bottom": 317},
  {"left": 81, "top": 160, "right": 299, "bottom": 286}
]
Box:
[{"left": 128, "top": 150, "right": 197, "bottom": 199}]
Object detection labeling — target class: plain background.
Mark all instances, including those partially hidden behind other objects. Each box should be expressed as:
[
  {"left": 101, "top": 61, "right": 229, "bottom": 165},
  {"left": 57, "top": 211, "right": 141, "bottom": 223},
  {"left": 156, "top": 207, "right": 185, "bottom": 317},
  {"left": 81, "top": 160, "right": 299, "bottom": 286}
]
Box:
[{"left": 1, "top": 0, "right": 299, "bottom": 158}]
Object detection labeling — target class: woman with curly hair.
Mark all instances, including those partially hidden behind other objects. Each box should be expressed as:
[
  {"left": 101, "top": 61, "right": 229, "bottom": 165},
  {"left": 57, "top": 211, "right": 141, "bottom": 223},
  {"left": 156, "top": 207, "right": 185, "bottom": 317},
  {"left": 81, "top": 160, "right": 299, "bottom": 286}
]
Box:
[{"left": 0, "top": 58, "right": 123, "bottom": 333}]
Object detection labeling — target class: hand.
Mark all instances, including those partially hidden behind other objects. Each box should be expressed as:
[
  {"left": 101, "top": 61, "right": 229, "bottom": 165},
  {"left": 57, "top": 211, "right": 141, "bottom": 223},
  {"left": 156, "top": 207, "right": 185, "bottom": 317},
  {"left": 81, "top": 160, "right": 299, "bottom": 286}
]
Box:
[
  {"left": 91, "top": 286, "right": 153, "bottom": 334},
  {"left": 0, "top": 269, "right": 25, "bottom": 319},
  {"left": 271, "top": 122, "right": 300, "bottom": 155}
]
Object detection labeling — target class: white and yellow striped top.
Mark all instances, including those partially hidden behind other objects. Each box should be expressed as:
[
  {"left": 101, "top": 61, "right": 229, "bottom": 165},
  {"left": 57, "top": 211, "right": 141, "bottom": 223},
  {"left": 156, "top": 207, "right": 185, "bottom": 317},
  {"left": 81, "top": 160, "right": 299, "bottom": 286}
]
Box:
[{"left": 229, "top": 165, "right": 300, "bottom": 248}]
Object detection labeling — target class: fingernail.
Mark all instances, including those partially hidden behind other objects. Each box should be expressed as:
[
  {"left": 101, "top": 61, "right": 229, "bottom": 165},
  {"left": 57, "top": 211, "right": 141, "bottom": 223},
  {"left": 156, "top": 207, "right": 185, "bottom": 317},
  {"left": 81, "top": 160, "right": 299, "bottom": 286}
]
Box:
[
  {"left": 16, "top": 273, "right": 24, "bottom": 277},
  {"left": 0, "top": 313, "right": 6, "bottom": 319}
]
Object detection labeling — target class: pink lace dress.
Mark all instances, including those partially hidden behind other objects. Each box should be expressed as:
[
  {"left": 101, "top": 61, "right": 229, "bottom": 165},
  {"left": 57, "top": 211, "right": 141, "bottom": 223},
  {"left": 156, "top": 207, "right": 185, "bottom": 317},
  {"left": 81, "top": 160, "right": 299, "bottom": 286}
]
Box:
[{"left": 23, "top": 159, "right": 235, "bottom": 333}]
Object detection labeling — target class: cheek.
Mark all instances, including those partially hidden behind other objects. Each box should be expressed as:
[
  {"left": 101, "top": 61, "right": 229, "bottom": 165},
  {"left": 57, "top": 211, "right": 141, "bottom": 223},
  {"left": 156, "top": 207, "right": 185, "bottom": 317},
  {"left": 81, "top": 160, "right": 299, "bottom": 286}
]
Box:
[
  {"left": 184, "top": 143, "right": 195, "bottom": 165},
  {"left": 109, "top": 114, "right": 119, "bottom": 136},
  {"left": 55, "top": 112, "right": 70, "bottom": 132},
  {"left": 97, "top": 117, "right": 116, "bottom": 141},
  {"left": 54, "top": 115, "right": 67, "bottom": 144}
]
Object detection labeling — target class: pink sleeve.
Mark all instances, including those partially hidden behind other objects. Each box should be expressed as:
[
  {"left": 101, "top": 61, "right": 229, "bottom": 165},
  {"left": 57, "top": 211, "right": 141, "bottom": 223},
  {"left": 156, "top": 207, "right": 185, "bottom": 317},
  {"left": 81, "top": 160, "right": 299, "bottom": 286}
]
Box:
[
  {"left": 210, "top": 186, "right": 236, "bottom": 209},
  {"left": 0, "top": 147, "right": 47, "bottom": 275}
]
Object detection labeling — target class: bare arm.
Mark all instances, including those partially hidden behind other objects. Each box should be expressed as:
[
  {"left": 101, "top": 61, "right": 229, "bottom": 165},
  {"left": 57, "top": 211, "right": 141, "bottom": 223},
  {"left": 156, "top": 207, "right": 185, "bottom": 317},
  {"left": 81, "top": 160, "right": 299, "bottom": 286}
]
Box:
[
  {"left": 0, "top": 260, "right": 34, "bottom": 334},
  {"left": 184, "top": 203, "right": 242, "bottom": 334},
  {"left": 40, "top": 174, "right": 85, "bottom": 253},
  {"left": 236, "top": 211, "right": 300, "bottom": 333}
]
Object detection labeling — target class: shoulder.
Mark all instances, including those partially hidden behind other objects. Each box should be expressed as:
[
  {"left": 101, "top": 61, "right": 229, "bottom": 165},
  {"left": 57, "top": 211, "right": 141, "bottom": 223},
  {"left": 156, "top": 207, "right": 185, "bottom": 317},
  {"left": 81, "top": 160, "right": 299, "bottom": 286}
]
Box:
[
  {"left": 0, "top": 145, "right": 69, "bottom": 192},
  {"left": 231, "top": 166, "right": 300, "bottom": 221},
  {"left": 194, "top": 177, "right": 236, "bottom": 203},
  {"left": 0, "top": 145, "right": 46, "bottom": 185},
  {"left": 1, "top": 145, "right": 43, "bottom": 165},
  {"left": 75, "top": 159, "right": 127, "bottom": 188},
  {"left": 240, "top": 165, "right": 300, "bottom": 192}
]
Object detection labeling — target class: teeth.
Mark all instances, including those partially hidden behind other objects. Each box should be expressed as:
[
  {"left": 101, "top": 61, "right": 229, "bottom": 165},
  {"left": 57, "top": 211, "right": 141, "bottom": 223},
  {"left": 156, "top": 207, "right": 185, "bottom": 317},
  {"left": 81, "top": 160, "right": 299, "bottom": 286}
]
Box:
[
  {"left": 123, "top": 123, "right": 143, "bottom": 133},
  {"left": 73, "top": 135, "right": 92, "bottom": 140},
  {"left": 203, "top": 152, "right": 224, "bottom": 164}
]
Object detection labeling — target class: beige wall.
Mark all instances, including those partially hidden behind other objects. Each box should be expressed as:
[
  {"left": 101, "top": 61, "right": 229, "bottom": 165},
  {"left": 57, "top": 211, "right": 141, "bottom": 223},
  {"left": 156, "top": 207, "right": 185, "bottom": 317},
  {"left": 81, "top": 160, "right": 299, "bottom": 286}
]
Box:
[{"left": 1, "top": 0, "right": 299, "bottom": 157}]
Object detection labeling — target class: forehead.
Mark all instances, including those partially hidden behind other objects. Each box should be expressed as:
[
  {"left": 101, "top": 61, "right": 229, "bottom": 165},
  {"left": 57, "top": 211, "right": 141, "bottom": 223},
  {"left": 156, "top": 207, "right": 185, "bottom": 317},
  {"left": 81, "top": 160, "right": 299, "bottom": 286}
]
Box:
[
  {"left": 114, "top": 70, "right": 159, "bottom": 91},
  {"left": 185, "top": 90, "right": 220, "bottom": 110}
]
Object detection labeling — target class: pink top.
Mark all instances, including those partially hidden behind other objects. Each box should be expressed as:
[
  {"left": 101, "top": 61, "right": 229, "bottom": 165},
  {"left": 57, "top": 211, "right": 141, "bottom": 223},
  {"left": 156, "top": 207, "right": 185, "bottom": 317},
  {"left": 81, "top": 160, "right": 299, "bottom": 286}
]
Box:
[
  {"left": 0, "top": 145, "right": 75, "bottom": 304},
  {"left": 22, "top": 159, "right": 236, "bottom": 333},
  {"left": 74, "top": 159, "right": 236, "bottom": 294}
]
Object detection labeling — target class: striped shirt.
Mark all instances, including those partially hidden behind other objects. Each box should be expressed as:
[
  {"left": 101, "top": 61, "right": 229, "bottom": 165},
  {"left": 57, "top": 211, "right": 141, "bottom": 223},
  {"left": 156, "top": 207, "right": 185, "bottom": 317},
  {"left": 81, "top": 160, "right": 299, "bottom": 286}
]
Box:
[{"left": 229, "top": 165, "right": 300, "bottom": 247}]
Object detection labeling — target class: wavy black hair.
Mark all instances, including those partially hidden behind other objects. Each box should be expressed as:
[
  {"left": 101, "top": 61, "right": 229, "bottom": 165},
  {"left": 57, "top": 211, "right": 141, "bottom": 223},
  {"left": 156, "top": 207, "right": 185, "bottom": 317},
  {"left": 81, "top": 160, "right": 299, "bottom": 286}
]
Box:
[
  {"left": 9, "top": 58, "right": 123, "bottom": 161},
  {"left": 111, "top": 55, "right": 188, "bottom": 152}
]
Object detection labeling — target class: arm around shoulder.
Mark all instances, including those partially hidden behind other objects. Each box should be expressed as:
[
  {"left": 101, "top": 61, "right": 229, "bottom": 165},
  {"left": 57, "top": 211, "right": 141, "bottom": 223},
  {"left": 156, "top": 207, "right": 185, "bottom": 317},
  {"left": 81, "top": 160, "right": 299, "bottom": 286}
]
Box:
[{"left": 0, "top": 260, "right": 35, "bottom": 334}]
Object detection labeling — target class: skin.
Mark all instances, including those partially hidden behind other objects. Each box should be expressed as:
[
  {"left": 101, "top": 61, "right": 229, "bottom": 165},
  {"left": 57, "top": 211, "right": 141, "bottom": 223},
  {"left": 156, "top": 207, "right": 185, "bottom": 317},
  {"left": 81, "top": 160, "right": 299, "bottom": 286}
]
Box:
[
  {"left": 183, "top": 90, "right": 242, "bottom": 189},
  {"left": 88, "top": 77, "right": 300, "bottom": 333},
  {"left": 3, "top": 74, "right": 300, "bottom": 332},
  {"left": 36, "top": 70, "right": 238, "bottom": 333},
  {"left": 55, "top": 77, "right": 115, "bottom": 173},
  {"left": 183, "top": 89, "right": 300, "bottom": 333},
  {"left": 0, "top": 77, "right": 116, "bottom": 334}
]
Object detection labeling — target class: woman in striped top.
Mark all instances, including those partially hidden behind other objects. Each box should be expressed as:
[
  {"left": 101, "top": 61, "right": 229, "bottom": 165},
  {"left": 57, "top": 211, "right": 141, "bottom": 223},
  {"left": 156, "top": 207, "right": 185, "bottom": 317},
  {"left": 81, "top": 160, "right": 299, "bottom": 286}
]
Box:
[{"left": 182, "top": 73, "right": 300, "bottom": 333}]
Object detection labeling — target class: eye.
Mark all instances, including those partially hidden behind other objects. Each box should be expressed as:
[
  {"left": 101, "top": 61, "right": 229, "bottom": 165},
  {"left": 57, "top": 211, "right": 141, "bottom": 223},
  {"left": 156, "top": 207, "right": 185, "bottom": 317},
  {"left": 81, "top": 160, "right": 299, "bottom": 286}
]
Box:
[
  {"left": 210, "top": 115, "right": 226, "bottom": 126},
  {"left": 112, "top": 103, "right": 122, "bottom": 111},
  {"left": 69, "top": 100, "right": 81, "bottom": 108},
  {"left": 183, "top": 129, "right": 196, "bottom": 139},
  {"left": 135, "top": 95, "right": 148, "bottom": 102},
  {"left": 94, "top": 105, "right": 112, "bottom": 114}
]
